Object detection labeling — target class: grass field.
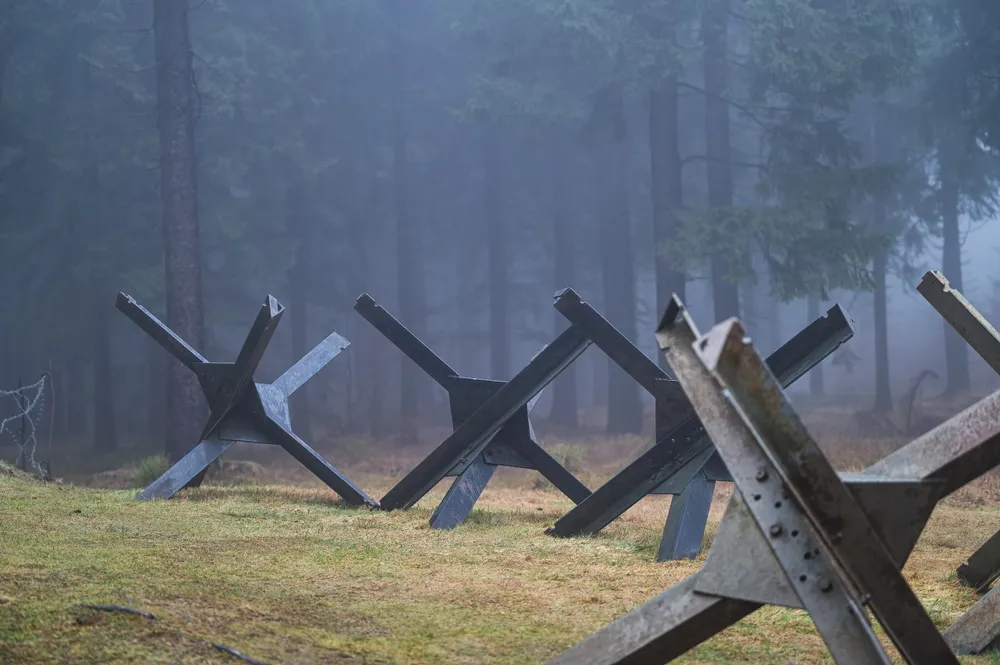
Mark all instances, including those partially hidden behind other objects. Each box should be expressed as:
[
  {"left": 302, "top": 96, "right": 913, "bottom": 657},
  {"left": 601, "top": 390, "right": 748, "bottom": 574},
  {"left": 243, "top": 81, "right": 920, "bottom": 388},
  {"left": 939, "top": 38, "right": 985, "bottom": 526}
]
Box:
[{"left": 2, "top": 432, "right": 1000, "bottom": 665}]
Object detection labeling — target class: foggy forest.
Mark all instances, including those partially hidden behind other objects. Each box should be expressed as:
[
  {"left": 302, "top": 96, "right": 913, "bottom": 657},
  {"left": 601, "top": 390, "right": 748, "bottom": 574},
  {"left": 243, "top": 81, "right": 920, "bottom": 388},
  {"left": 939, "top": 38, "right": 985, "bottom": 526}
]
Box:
[
  {"left": 0, "top": 0, "right": 999, "bottom": 474},
  {"left": 5, "top": 1, "right": 1000, "bottom": 664}
]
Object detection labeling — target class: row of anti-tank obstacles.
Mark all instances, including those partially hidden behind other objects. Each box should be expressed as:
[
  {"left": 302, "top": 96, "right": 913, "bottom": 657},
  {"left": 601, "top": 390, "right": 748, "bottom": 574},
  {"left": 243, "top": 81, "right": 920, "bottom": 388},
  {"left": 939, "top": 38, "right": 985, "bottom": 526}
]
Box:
[{"left": 116, "top": 270, "right": 1000, "bottom": 664}]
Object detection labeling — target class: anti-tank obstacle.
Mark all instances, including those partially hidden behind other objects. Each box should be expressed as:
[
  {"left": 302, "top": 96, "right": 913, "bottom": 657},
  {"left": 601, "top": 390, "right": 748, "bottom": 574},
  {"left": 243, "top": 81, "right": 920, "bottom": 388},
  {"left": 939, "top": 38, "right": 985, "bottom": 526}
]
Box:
[
  {"left": 354, "top": 293, "right": 592, "bottom": 528},
  {"left": 914, "top": 270, "right": 1000, "bottom": 654},
  {"left": 547, "top": 294, "right": 1000, "bottom": 665},
  {"left": 546, "top": 296, "right": 855, "bottom": 560},
  {"left": 117, "top": 292, "right": 377, "bottom": 507}
]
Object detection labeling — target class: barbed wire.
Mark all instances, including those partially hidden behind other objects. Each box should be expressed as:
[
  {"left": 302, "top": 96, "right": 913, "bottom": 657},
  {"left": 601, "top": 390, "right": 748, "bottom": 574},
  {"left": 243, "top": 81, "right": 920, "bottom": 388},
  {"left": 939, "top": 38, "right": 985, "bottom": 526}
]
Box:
[{"left": 0, "top": 374, "right": 49, "bottom": 473}]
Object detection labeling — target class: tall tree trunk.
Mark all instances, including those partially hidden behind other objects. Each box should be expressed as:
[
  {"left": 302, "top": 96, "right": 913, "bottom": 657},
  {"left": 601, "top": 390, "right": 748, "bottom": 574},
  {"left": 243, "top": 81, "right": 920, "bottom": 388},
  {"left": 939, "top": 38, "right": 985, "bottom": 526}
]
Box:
[
  {"left": 286, "top": 179, "right": 312, "bottom": 438},
  {"left": 146, "top": 335, "right": 166, "bottom": 445},
  {"left": 93, "top": 300, "right": 116, "bottom": 451},
  {"left": 389, "top": 3, "right": 424, "bottom": 430},
  {"left": 649, "top": 82, "right": 686, "bottom": 370},
  {"left": 483, "top": 126, "right": 510, "bottom": 379},
  {"left": 768, "top": 286, "right": 782, "bottom": 354},
  {"left": 872, "top": 197, "right": 892, "bottom": 413},
  {"left": 598, "top": 90, "right": 643, "bottom": 435},
  {"left": 154, "top": 0, "right": 205, "bottom": 463},
  {"left": 549, "top": 132, "right": 579, "bottom": 428},
  {"left": 703, "top": 0, "right": 740, "bottom": 321},
  {"left": 807, "top": 296, "right": 826, "bottom": 397},
  {"left": 939, "top": 150, "right": 970, "bottom": 396},
  {"left": 51, "top": 368, "right": 68, "bottom": 439},
  {"left": 66, "top": 354, "right": 88, "bottom": 438}
]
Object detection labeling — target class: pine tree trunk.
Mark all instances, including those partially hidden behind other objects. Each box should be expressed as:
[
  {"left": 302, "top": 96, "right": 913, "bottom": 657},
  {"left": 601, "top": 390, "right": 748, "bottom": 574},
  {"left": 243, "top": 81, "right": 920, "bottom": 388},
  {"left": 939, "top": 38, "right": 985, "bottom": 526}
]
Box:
[
  {"left": 549, "top": 132, "right": 579, "bottom": 428},
  {"left": 807, "top": 296, "right": 826, "bottom": 397},
  {"left": 649, "top": 83, "right": 686, "bottom": 370},
  {"left": 939, "top": 155, "right": 970, "bottom": 395},
  {"left": 483, "top": 126, "right": 510, "bottom": 379},
  {"left": 872, "top": 195, "right": 893, "bottom": 413},
  {"left": 66, "top": 355, "right": 88, "bottom": 436},
  {"left": 286, "top": 181, "right": 312, "bottom": 439},
  {"left": 154, "top": 0, "right": 205, "bottom": 463},
  {"left": 768, "top": 289, "right": 782, "bottom": 354},
  {"left": 599, "top": 91, "right": 643, "bottom": 435},
  {"left": 93, "top": 302, "right": 116, "bottom": 451},
  {"left": 703, "top": 0, "right": 740, "bottom": 321},
  {"left": 146, "top": 335, "right": 166, "bottom": 445},
  {"left": 390, "top": 3, "right": 425, "bottom": 430},
  {"left": 51, "top": 368, "right": 68, "bottom": 439}
]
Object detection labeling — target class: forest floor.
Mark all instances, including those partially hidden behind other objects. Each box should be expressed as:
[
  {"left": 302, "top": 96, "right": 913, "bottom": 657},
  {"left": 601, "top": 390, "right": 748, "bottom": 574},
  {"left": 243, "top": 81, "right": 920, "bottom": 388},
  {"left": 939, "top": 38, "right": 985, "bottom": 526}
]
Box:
[
  {"left": 3, "top": 436, "right": 1000, "bottom": 665},
  {"left": 3, "top": 402, "right": 1000, "bottom": 664}
]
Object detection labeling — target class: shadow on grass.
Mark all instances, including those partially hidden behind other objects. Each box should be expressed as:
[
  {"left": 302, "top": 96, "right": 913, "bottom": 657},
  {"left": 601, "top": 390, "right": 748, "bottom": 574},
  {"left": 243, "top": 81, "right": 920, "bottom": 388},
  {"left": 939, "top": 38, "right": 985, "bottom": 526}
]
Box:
[{"left": 178, "top": 485, "right": 373, "bottom": 509}]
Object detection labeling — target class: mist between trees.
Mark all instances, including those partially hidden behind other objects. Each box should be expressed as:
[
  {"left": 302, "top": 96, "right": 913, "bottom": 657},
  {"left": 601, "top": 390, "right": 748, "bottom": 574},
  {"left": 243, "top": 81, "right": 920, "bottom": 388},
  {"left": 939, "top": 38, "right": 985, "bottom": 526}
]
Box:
[{"left": 0, "top": 0, "right": 998, "bottom": 462}]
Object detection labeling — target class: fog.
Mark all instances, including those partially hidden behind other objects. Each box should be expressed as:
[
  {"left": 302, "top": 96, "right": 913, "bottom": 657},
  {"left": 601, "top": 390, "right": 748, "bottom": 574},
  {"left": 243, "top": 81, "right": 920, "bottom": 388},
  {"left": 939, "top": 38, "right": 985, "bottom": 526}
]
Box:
[{"left": 0, "top": 0, "right": 998, "bottom": 468}]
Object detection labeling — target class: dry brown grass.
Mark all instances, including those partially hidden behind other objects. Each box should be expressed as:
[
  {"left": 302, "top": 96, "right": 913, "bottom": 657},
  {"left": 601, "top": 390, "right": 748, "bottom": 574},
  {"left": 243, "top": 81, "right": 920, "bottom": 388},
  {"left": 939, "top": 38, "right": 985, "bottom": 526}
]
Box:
[
  {"left": 4, "top": 401, "right": 1000, "bottom": 663},
  {"left": 2, "top": 438, "right": 1000, "bottom": 664}
]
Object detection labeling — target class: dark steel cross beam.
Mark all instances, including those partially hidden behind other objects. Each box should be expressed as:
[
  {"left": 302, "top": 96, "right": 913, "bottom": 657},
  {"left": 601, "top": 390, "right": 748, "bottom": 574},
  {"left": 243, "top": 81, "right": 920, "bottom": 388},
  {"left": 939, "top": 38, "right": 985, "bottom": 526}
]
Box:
[
  {"left": 547, "top": 297, "right": 1000, "bottom": 665},
  {"left": 545, "top": 300, "right": 855, "bottom": 562},
  {"left": 918, "top": 270, "right": 1000, "bottom": 592},
  {"left": 117, "top": 292, "right": 376, "bottom": 507},
  {"left": 354, "top": 294, "right": 592, "bottom": 529},
  {"left": 915, "top": 270, "right": 1000, "bottom": 653}
]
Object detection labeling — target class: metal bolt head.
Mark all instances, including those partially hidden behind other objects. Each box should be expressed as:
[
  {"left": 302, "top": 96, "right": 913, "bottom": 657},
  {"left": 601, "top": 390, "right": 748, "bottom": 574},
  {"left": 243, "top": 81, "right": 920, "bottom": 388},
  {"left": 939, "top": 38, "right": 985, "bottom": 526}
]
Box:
[
  {"left": 819, "top": 578, "right": 834, "bottom": 593},
  {"left": 756, "top": 468, "right": 769, "bottom": 482},
  {"left": 769, "top": 523, "right": 783, "bottom": 537}
]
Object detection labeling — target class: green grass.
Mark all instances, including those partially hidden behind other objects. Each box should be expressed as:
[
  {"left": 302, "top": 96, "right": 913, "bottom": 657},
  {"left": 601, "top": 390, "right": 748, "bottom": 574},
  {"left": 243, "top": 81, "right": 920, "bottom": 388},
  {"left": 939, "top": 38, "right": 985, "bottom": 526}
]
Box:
[{"left": 1, "top": 472, "right": 998, "bottom": 664}]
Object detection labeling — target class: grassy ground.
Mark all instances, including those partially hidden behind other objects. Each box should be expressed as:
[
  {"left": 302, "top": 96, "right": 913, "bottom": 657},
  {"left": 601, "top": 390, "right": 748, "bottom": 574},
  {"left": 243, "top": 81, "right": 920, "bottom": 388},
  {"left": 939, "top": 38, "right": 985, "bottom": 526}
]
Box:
[{"left": 2, "top": 448, "right": 1000, "bottom": 665}]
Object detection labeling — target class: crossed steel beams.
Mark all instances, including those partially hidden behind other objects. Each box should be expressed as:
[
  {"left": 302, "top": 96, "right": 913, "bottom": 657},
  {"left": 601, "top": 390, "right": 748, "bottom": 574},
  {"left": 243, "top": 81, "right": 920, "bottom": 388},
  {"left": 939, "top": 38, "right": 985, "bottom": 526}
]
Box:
[
  {"left": 547, "top": 296, "right": 855, "bottom": 561},
  {"left": 547, "top": 296, "right": 1000, "bottom": 665},
  {"left": 117, "top": 293, "right": 377, "bottom": 507},
  {"left": 354, "top": 293, "right": 592, "bottom": 528},
  {"left": 915, "top": 270, "right": 1000, "bottom": 653}
]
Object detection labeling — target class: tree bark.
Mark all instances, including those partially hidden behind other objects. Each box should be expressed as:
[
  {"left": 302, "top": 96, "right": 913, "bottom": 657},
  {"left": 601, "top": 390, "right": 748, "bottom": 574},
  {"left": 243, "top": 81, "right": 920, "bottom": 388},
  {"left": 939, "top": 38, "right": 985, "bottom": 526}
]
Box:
[
  {"left": 93, "top": 300, "right": 116, "bottom": 451},
  {"left": 649, "top": 83, "right": 686, "bottom": 370},
  {"left": 549, "top": 132, "right": 579, "bottom": 428},
  {"left": 939, "top": 147, "right": 970, "bottom": 395},
  {"left": 285, "top": 179, "right": 312, "bottom": 438},
  {"left": 872, "top": 196, "right": 892, "bottom": 413},
  {"left": 146, "top": 335, "right": 166, "bottom": 445},
  {"left": 483, "top": 126, "right": 510, "bottom": 379},
  {"left": 807, "top": 295, "right": 826, "bottom": 397},
  {"left": 154, "top": 0, "right": 205, "bottom": 463},
  {"left": 703, "top": 0, "right": 740, "bottom": 321},
  {"left": 66, "top": 354, "right": 88, "bottom": 437},
  {"left": 598, "top": 90, "right": 643, "bottom": 435},
  {"left": 389, "top": 2, "right": 425, "bottom": 429}
]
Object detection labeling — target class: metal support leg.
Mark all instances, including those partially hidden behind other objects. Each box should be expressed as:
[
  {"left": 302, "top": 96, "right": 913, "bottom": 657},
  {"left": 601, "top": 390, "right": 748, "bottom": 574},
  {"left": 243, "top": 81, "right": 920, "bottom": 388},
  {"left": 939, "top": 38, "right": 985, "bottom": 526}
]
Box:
[
  {"left": 137, "top": 437, "right": 234, "bottom": 500},
  {"left": 657, "top": 473, "right": 716, "bottom": 561},
  {"left": 429, "top": 458, "right": 498, "bottom": 529},
  {"left": 944, "top": 582, "right": 1000, "bottom": 654},
  {"left": 957, "top": 529, "right": 1000, "bottom": 591}
]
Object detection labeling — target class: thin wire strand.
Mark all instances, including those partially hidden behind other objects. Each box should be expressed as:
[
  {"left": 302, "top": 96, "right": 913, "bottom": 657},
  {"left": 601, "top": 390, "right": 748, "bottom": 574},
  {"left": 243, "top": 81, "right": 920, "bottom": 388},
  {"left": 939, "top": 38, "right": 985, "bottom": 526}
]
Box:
[{"left": 2, "top": 375, "right": 48, "bottom": 473}]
